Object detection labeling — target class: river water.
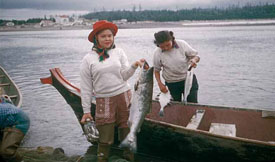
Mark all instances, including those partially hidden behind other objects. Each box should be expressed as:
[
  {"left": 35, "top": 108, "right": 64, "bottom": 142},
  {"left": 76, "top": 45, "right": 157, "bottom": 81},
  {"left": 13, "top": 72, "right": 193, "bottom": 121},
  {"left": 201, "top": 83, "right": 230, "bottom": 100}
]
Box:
[{"left": 0, "top": 25, "right": 275, "bottom": 155}]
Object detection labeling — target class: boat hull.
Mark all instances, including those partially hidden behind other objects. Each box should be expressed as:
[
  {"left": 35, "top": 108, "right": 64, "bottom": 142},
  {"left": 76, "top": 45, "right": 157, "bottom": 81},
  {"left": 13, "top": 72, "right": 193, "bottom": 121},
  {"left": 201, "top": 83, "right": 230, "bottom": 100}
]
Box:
[
  {"left": 139, "top": 115, "right": 275, "bottom": 162},
  {"left": 41, "top": 68, "right": 275, "bottom": 162}
]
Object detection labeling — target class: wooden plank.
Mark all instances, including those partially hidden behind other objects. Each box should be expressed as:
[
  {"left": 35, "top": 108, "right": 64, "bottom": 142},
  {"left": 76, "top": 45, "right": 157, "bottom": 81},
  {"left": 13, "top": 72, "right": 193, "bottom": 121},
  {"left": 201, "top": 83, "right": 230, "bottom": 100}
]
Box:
[
  {"left": 262, "top": 110, "right": 275, "bottom": 118},
  {"left": 0, "top": 87, "right": 4, "bottom": 95},
  {"left": 9, "top": 95, "right": 18, "bottom": 99},
  {"left": 209, "top": 123, "right": 236, "bottom": 137},
  {"left": 0, "top": 83, "right": 10, "bottom": 87},
  {"left": 186, "top": 109, "right": 205, "bottom": 129}
]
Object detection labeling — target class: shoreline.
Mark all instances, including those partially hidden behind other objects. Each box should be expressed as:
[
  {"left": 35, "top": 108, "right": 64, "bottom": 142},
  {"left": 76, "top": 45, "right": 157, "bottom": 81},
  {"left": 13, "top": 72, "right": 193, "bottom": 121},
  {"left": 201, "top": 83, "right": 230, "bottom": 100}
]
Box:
[
  {"left": 17, "top": 146, "right": 82, "bottom": 162},
  {"left": 1, "top": 19, "right": 275, "bottom": 32},
  {"left": 18, "top": 145, "right": 168, "bottom": 162}
]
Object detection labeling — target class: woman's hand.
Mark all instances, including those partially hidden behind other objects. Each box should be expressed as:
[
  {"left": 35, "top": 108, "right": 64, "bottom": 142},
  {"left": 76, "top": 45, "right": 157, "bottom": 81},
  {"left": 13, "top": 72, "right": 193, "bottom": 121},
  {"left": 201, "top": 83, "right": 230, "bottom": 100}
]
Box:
[
  {"left": 190, "top": 59, "right": 197, "bottom": 68},
  {"left": 189, "top": 56, "right": 200, "bottom": 68},
  {"left": 81, "top": 113, "right": 93, "bottom": 124},
  {"left": 133, "top": 58, "right": 145, "bottom": 68},
  {"left": 158, "top": 82, "right": 168, "bottom": 93}
]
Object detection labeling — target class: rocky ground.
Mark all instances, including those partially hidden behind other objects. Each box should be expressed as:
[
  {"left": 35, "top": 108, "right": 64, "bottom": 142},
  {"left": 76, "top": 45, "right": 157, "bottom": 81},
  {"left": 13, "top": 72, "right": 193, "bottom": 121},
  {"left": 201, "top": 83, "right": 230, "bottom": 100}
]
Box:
[
  {"left": 19, "top": 146, "right": 83, "bottom": 162},
  {"left": 18, "top": 145, "right": 167, "bottom": 162},
  {"left": 18, "top": 146, "right": 129, "bottom": 162}
]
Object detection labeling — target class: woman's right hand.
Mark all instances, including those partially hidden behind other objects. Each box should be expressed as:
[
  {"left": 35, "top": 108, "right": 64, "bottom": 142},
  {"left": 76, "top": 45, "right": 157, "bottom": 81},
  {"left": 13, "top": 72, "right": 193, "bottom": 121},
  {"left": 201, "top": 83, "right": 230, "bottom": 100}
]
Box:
[
  {"left": 158, "top": 82, "right": 168, "bottom": 93},
  {"left": 133, "top": 58, "right": 145, "bottom": 68},
  {"left": 81, "top": 113, "right": 93, "bottom": 124}
]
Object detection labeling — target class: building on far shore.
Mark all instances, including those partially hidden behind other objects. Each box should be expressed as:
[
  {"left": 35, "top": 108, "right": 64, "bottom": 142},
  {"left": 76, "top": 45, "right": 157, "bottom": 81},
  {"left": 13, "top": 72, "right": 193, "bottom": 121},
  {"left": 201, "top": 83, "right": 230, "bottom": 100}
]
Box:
[
  {"left": 40, "top": 20, "right": 55, "bottom": 27},
  {"left": 54, "top": 15, "right": 70, "bottom": 25},
  {"left": 113, "top": 19, "right": 128, "bottom": 25},
  {"left": 6, "top": 22, "right": 15, "bottom": 26}
]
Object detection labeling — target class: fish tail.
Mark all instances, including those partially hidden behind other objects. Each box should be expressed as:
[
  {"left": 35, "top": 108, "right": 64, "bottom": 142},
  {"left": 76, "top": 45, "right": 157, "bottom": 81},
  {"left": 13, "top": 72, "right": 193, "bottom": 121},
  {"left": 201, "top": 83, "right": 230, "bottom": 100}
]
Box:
[
  {"left": 159, "top": 108, "right": 164, "bottom": 117},
  {"left": 119, "top": 133, "right": 137, "bottom": 152}
]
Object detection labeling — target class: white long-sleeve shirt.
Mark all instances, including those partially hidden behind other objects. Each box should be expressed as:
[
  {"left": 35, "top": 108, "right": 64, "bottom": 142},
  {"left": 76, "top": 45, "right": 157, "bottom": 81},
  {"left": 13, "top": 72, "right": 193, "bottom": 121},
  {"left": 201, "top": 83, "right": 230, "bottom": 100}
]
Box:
[
  {"left": 80, "top": 48, "right": 137, "bottom": 113},
  {"left": 153, "top": 40, "right": 199, "bottom": 83}
]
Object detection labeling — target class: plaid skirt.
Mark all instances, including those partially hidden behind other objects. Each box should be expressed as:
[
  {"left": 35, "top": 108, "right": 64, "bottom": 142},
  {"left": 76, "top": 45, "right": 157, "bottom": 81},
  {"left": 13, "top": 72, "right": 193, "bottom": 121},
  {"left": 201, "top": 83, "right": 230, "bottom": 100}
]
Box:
[{"left": 95, "top": 90, "right": 131, "bottom": 128}]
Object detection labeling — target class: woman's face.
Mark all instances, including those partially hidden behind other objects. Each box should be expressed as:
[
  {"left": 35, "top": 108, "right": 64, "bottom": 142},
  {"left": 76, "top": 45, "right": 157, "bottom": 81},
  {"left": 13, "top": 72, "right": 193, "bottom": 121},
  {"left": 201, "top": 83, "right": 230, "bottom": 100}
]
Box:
[
  {"left": 159, "top": 40, "right": 173, "bottom": 51},
  {"left": 96, "top": 29, "right": 114, "bottom": 49}
]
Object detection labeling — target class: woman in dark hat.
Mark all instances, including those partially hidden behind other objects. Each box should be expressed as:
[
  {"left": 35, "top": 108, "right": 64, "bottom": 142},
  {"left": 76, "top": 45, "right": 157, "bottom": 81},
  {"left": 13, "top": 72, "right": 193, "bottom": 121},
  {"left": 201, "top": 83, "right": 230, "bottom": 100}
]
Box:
[
  {"left": 80, "top": 20, "right": 143, "bottom": 162},
  {"left": 153, "top": 30, "right": 200, "bottom": 102}
]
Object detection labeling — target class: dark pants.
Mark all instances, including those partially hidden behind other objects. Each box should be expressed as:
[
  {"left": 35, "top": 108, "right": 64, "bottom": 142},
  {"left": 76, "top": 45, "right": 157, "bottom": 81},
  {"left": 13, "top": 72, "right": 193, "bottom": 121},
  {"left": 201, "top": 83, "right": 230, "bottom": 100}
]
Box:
[{"left": 166, "top": 74, "right": 199, "bottom": 103}]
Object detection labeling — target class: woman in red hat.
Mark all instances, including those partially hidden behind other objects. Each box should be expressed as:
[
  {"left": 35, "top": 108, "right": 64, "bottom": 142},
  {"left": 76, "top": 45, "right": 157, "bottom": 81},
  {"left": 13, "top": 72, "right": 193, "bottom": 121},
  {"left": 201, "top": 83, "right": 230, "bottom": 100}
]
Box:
[{"left": 80, "top": 20, "right": 143, "bottom": 162}]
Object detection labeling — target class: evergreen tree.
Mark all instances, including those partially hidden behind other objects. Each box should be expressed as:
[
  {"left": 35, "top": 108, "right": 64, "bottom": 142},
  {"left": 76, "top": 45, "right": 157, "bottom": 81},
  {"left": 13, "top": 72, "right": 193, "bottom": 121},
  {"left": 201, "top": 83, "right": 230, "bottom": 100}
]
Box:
[{"left": 82, "top": 3, "right": 275, "bottom": 22}]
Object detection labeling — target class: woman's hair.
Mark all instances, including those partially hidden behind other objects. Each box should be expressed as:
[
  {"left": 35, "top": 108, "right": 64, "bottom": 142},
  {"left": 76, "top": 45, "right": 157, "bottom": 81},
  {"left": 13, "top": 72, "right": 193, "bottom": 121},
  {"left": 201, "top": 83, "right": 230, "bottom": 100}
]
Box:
[
  {"left": 96, "top": 28, "right": 116, "bottom": 38},
  {"left": 154, "top": 30, "right": 175, "bottom": 47}
]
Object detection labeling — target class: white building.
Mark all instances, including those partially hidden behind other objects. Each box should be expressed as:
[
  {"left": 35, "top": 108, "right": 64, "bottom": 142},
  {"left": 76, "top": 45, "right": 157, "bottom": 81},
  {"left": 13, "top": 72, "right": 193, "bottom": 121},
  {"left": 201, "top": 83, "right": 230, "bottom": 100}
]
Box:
[
  {"left": 40, "top": 20, "right": 55, "bottom": 27},
  {"left": 6, "top": 22, "right": 15, "bottom": 26},
  {"left": 54, "top": 15, "right": 70, "bottom": 25},
  {"left": 113, "top": 19, "right": 128, "bottom": 25}
]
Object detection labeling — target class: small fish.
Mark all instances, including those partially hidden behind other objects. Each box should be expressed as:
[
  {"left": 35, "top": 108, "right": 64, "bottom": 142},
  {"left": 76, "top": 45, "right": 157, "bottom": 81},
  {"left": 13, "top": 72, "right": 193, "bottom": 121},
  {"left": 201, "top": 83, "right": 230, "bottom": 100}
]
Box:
[
  {"left": 158, "top": 91, "right": 172, "bottom": 117},
  {"left": 183, "top": 65, "right": 194, "bottom": 104},
  {"left": 119, "top": 61, "right": 154, "bottom": 152},
  {"left": 83, "top": 118, "right": 99, "bottom": 143}
]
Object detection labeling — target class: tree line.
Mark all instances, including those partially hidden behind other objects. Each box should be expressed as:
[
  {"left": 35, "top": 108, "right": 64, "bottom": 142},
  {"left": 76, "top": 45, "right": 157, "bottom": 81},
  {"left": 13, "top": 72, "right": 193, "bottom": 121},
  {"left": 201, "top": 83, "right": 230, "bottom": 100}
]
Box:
[
  {"left": 0, "top": 17, "right": 55, "bottom": 26},
  {"left": 83, "top": 3, "right": 275, "bottom": 22}
]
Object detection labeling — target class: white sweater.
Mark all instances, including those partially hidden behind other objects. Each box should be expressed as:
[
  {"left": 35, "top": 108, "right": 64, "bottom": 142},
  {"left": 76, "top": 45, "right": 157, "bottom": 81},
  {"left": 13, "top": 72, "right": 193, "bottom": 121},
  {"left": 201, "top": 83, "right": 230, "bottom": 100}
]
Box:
[
  {"left": 80, "top": 48, "right": 137, "bottom": 113},
  {"left": 153, "top": 40, "right": 199, "bottom": 83}
]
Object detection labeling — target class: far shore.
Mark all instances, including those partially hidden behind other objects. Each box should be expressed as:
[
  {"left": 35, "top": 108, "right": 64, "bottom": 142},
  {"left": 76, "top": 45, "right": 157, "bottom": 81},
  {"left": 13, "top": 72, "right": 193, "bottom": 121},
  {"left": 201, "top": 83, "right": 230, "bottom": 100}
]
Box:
[{"left": 1, "top": 19, "right": 275, "bottom": 32}]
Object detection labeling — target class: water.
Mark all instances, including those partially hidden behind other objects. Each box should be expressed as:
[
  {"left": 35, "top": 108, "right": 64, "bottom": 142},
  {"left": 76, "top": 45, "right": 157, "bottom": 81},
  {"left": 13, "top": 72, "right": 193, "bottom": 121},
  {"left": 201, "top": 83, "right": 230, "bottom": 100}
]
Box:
[{"left": 1, "top": 25, "right": 275, "bottom": 155}]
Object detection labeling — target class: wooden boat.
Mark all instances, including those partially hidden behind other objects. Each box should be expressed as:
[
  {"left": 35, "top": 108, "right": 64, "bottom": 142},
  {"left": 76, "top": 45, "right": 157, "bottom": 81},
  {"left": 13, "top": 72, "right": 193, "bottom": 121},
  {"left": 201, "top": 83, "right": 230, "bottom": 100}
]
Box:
[
  {"left": 40, "top": 68, "right": 275, "bottom": 162},
  {"left": 0, "top": 66, "right": 22, "bottom": 107}
]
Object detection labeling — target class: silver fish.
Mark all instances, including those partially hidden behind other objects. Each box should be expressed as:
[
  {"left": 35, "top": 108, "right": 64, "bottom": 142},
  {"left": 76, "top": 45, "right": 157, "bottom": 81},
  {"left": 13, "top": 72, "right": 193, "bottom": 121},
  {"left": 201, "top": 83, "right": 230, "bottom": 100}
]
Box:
[
  {"left": 83, "top": 118, "right": 99, "bottom": 143},
  {"left": 183, "top": 65, "right": 194, "bottom": 104},
  {"left": 119, "top": 61, "right": 154, "bottom": 152},
  {"left": 158, "top": 91, "right": 172, "bottom": 117}
]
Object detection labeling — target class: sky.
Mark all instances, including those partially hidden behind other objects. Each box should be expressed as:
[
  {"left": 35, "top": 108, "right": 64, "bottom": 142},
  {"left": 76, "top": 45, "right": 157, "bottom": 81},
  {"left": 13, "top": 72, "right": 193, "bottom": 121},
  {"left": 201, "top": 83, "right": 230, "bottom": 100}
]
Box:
[
  {"left": 1, "top": 0, "right": 275, "bottom": 11},
  {"left": 0, "top": 0, "right": 275, "bottom": 20}
]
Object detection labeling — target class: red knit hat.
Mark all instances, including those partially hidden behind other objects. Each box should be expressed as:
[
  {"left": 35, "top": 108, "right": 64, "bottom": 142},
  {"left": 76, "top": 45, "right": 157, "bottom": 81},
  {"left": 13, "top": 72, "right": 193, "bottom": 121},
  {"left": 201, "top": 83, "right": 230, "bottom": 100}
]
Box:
[{"left": 88, "top": 20, "right": 118, "bottom": 43}]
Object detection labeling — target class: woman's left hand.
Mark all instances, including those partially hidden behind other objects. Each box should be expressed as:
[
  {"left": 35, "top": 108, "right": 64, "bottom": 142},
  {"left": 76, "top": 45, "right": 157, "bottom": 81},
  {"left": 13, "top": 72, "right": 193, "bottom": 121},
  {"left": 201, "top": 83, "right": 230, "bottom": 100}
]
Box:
[
  {"left": 189, "top": 56, "right": 200, "bottom": 68},
  {"left": 190, "top": 59, "right": 197, "bottom": 68}
]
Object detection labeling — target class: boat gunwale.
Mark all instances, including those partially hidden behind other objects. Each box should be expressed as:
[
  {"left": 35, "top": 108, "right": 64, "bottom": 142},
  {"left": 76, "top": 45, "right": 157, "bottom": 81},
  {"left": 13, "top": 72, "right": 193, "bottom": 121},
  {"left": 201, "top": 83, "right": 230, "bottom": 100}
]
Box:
[
  {"left": 0, "top": 66, "right": 22, "bottom": 107},
  {"left": 49, "top": 68, "right": 80, "bottom": 96}
]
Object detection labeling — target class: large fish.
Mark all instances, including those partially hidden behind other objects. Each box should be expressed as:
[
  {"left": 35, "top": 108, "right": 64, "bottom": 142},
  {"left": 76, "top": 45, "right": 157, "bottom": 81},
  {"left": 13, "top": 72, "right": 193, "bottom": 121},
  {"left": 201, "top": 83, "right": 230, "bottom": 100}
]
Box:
[
  {"left": 120, "top": 61, "right": 154, "bottom": 152},
  {"left": 183, "top": 65, "right": 194, "bottom": 104}
]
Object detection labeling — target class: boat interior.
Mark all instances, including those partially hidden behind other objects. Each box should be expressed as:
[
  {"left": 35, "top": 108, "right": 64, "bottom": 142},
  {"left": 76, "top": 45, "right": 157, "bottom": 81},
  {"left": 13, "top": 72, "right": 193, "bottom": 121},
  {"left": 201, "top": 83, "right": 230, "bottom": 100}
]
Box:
[
  {"left": 0, "top": 67, "right": 21, "bottom": 106},
  {"left": 147, "top": 101, "right": 275, "bottom": 143}
]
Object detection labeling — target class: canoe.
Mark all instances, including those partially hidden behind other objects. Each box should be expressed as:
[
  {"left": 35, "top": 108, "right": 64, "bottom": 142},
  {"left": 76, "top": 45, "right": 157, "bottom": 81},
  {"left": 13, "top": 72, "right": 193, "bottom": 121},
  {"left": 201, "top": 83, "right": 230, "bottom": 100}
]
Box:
[
  {"left": 40, "top": 68, "right": 275, "bottom": 162},
  {"left": 0, "top": 66, "right": 22, "bottom": 107}
]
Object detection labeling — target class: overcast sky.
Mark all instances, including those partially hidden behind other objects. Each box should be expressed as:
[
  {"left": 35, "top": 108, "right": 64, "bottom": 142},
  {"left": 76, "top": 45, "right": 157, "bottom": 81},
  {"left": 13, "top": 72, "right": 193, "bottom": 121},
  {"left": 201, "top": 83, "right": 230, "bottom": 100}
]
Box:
[{"left": 1, "top": 0, "right": 275, "bottom": 11}]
